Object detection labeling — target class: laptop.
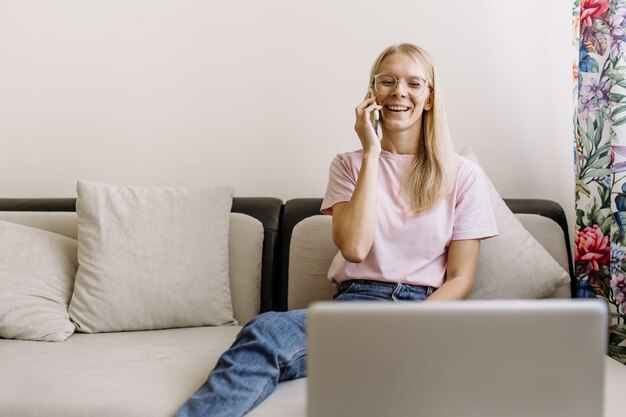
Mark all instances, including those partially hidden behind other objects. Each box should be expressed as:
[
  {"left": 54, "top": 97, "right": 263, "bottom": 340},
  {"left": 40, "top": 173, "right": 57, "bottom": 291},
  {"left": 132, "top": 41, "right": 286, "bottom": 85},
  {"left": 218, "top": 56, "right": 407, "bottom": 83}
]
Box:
[{"left": 307, "top": 299, "right": 607, "bottom": 417}]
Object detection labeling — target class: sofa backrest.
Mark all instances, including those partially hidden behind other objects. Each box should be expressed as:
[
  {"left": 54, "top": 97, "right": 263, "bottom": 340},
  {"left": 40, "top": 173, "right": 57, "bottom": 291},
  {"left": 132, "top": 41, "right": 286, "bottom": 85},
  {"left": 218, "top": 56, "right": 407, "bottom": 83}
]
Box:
[
  {"left": 278, "top": 198, "right": 574, "bottom": 311},
  {"left": 0, "top": 197, "right": 281, "bottom": 324},
  {"left": 0, "top": 197, "right": 576, "bottom": 315}
]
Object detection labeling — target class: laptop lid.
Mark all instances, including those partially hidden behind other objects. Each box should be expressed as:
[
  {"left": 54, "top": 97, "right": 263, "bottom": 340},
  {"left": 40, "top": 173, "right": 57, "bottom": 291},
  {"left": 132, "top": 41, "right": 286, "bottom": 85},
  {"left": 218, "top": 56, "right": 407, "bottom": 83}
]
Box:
[{"left": 307, "top": 299, "right": 607, "bottom": 417}]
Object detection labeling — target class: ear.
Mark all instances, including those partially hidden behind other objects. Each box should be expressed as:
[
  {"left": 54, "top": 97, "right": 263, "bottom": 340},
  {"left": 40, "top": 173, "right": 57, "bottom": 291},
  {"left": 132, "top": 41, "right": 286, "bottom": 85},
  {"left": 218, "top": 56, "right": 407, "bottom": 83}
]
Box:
[{"left": 424, "top": 95, "right": 433, "bottom": 111}]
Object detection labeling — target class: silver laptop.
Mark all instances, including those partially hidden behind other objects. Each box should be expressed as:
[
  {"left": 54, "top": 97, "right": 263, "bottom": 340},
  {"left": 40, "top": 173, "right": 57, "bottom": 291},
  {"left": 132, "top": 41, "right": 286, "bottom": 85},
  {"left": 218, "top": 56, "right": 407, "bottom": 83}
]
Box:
[{"left": 307, "top": 299, "right": 607, "bottom": 417}]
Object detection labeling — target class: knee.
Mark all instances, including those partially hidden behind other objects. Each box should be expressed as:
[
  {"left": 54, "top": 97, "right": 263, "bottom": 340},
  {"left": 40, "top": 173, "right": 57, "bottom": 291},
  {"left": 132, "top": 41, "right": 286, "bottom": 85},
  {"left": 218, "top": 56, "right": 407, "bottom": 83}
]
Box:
[
  {"left": 241, "top": 310, "right": 306, "bottom": 339},
  {"left": 244, "top": 311, "right": 279, "bottom": 332}
]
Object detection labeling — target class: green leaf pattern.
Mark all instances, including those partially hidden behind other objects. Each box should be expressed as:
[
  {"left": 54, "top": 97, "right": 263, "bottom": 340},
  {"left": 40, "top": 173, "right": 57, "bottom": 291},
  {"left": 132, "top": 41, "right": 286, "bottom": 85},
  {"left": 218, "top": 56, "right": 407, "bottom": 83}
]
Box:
[{"left": 574, "top": 0, "right": 626, "bottom": 364}]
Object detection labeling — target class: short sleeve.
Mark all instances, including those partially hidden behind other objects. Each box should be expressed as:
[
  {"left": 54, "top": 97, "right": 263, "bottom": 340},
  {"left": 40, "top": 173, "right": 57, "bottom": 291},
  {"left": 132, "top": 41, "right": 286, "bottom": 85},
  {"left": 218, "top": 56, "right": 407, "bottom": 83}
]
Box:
[
  {"left": 451, "top": 161, "right": 499, "bottom": 240},
  {"left": 320, "top": 154, "right": 356, "bottom": 215}
]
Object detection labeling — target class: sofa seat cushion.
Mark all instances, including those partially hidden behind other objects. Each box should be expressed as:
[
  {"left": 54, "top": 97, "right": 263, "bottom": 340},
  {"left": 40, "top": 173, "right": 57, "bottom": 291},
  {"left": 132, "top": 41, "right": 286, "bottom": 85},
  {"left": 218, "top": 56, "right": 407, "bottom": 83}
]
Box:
[{"left": 0, "top": 327, "right": 241, "bottom": 417}]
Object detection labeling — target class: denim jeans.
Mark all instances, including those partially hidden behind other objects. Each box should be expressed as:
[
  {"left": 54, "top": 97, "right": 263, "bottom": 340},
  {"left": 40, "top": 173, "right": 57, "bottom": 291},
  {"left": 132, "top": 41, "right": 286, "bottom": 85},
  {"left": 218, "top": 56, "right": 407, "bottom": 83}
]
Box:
[{"left": 176, "top": 280, "right": 434, "bottom": 417}]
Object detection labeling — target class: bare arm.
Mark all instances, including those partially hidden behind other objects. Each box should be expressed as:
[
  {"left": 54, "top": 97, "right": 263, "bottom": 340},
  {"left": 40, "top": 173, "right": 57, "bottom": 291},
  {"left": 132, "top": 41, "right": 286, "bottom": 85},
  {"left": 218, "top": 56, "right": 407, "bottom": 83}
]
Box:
[
  {"left": 426, "top": 239, "right": 480, "bottom": 301},
  {"left": 331, "top": 93, "right": 382, "bottom": 263},
  {"left": 332, "top": 153, "right": 378, "bottom": 262}
]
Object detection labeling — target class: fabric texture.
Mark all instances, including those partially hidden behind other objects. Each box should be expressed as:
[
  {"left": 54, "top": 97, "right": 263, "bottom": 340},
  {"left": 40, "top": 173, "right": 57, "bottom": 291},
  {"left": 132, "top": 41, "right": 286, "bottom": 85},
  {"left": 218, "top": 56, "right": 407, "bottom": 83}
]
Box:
[
  {"left": 69, "top": 181, "right": 236, "bottom": 333},
  {"left": 459, "top": 147, "right": 571, "bottom": 298},
  {"left": 320, "top": 149, "right": 498, "bottom": 288},
  {"left": 0, "top": 221, "right": 77, "bottom": 342},
  {"left": 573, "top": 0, "right": 626, "bottom": 364},
  {"left": 0, "top": 211, "right": 263, "bottom": 326},
  {"left": 0, "top": 326, "right": 241, "bottom": 417},
  {"left": 228, "top": 213, "right": 264, "bottom": 325},
  {"left": 287, "top": 215, "right": 340, "bottom": 310},
  {"left": 0, "top": 212, "right": 78, "bottom": 239}
]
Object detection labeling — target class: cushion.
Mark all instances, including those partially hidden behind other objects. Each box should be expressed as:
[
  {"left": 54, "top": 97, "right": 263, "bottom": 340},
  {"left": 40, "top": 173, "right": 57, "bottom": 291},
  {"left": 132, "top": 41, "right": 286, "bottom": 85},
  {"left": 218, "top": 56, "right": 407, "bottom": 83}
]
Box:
[
  {"left": 0, "top": 326, "right": 242, "bottom": 417},
  {"left": 228, "top": 212, "right": 263, "bottom": 325},
  {"left": 0, "top": 221, "right": 77, "bottom": 342},
  {"left": 0, "top": 210, "right": 264, "bottom": 326},
  {"left": 0, "top": 212, "right": 78, "bottom": 239},
  {"left": 68, "top": 181, "right": 236, "bottom": 333},
  {"left": 459, "top": 147, "right": 571, "bottom": 298},
  {"left": 288, "top": 215, "right": 338, "bottom": 310}
]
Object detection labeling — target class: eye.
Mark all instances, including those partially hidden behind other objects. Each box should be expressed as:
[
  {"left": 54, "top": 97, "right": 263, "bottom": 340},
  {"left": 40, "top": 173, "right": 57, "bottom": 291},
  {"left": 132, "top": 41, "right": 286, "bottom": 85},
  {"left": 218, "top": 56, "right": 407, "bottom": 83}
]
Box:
[
  {"left": 377, "top": 75, "right": 396, "bottom": 84},
  {"left": 408, "top": 79, "right": 425, "bottom": 88},
  {"left": 380, "top": 80, "right": 395, "bottom": 86}
]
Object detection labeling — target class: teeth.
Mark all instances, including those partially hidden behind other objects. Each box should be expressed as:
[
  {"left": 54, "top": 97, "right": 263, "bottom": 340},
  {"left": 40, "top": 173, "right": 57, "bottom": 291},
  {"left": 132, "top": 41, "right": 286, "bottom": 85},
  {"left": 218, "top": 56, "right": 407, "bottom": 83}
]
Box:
[{"left": 386, "top": 106, "right": 409, "bottom": 111}]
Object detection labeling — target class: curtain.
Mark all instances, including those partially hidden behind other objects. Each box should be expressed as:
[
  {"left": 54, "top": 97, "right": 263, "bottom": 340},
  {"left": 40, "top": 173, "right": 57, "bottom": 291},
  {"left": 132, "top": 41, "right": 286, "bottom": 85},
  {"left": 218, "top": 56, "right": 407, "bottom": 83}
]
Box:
[{"left": 574, "top": 0, "right": 626, "bottom": 363}]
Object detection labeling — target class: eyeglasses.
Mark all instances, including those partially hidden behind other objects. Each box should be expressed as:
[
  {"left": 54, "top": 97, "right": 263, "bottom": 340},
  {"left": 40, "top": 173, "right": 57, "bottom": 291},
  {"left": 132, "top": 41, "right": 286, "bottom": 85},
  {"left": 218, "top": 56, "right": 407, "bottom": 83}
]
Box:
[{"left": 371, "top": 73, "right": 430, "bottom": 98}]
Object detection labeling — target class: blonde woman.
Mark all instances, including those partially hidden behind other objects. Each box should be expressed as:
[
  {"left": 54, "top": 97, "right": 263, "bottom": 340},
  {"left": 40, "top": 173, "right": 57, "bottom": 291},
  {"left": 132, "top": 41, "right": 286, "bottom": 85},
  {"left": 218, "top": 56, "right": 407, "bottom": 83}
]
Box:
[{"left": 177, "top": 43, "right": 498, "bottom": 417}]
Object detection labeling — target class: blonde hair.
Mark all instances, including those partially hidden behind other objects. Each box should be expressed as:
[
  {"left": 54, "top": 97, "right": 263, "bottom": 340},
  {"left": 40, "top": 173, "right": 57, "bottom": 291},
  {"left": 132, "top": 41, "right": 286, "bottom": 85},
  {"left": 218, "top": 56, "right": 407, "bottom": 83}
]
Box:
[{"left": 370, "top": 43, "right": 456, "bottom": 214}]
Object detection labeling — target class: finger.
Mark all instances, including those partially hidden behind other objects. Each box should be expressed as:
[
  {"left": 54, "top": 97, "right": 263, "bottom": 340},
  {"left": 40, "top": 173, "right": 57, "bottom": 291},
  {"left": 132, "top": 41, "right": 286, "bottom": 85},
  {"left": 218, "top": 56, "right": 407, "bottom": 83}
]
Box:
[
  {"left": 363, "top": 103, "right": 382, "bottom": 114},
  {"left": 356, "top": 96, "right": 378, "bottom": 112}
]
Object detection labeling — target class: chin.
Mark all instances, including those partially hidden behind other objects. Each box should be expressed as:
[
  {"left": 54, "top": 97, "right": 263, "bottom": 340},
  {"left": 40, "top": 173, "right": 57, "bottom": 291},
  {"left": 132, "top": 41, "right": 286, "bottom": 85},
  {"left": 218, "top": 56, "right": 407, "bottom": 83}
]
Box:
[{"left": 382, "top": 120, "right": 417, "bottom": 132}]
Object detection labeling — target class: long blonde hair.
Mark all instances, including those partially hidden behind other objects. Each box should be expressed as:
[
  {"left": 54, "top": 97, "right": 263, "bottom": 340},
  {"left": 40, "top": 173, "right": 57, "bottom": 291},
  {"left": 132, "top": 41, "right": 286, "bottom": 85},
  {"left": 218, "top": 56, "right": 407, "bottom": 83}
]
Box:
[{"left": 370, "top": 43, "right": 456, "bottom": 214}]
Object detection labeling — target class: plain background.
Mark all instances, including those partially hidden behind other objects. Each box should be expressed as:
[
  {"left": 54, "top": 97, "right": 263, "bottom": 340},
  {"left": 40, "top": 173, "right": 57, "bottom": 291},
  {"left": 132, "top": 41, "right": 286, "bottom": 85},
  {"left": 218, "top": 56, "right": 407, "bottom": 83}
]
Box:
[{"left": 0, "top": 0, "right": 573, "bottom": 233}]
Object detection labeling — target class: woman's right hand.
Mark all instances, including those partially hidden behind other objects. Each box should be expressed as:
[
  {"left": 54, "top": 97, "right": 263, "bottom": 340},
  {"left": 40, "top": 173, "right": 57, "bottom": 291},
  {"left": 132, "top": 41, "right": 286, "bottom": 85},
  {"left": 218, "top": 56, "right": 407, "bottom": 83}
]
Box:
[{"left": 354, "top": 92, "right": 383, "bottom": 155}]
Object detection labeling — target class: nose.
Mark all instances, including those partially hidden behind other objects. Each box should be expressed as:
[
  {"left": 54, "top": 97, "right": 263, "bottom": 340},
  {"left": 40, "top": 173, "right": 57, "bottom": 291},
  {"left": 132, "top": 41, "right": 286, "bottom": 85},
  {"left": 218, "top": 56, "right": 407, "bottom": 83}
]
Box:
[{"left": 391, "top": 80, "right": 408, "bottom": 97}]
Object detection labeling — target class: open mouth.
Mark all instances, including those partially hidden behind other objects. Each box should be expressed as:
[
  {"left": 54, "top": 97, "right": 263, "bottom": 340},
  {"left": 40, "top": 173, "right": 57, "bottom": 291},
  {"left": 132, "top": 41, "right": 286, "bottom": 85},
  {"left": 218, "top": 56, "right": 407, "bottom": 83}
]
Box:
[{"left": 384, "top": 105, "right": 410, "bottom": 112}]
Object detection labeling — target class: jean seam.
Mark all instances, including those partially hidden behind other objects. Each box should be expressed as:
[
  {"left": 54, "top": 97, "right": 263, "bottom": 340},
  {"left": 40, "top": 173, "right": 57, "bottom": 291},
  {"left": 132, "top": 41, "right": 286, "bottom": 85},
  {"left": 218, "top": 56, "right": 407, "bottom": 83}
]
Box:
[
  {"left": 278, "top": 348, "right": 307, "bottom": 369},
  {"left": 249, "top": 350, "right": 308, "bottom": 411},
  {"left": 249, "top": 372, "right": 279, "bottom": 410}
]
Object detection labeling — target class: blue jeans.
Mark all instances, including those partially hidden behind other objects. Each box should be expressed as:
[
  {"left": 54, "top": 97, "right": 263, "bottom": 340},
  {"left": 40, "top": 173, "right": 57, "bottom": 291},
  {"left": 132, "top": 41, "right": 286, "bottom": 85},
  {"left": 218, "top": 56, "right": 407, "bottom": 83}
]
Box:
[{"left": 176, "top": 280, "right": 434, "bottom": 417}]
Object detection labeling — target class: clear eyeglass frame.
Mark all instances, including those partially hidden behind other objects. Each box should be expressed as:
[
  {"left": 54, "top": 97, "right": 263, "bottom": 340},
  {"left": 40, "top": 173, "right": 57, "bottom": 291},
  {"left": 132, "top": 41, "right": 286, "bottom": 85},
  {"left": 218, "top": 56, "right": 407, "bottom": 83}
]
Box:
[{"left": 371, "top": 73, "right": 430, "bottom": 98}]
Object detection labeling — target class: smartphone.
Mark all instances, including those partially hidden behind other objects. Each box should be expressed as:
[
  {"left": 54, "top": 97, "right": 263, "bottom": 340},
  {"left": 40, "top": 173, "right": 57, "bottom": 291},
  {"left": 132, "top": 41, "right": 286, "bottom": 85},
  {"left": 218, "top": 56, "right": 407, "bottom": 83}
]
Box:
[{"left": 369, "top": 87, "right": 380, "bottom": 138}]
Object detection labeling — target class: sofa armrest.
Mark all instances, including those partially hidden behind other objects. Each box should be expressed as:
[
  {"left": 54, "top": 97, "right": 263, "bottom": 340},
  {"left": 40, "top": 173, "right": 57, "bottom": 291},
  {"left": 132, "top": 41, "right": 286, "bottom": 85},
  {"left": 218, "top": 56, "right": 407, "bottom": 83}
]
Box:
[{"left": 231, "top": 197, "right": 283, "bottom": 312}]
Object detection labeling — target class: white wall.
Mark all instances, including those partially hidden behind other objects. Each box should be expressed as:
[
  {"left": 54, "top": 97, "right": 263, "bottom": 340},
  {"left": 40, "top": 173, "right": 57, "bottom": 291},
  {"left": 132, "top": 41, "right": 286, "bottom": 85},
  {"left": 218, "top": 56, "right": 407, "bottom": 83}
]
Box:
[{"left": 0, "top": 1, "right": 573, "bottom": 229}]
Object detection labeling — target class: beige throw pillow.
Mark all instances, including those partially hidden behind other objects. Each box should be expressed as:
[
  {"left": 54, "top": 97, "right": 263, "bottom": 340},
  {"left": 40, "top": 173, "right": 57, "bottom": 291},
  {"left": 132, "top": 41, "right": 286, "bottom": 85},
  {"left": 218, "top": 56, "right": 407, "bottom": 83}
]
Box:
[
  {"left": 69, "top": 181, "right": 236, "bottom": 333},
  {"left": 0, "top": 221, "right": 77, "bottom": 342},
  {"left": 459, "top": 147, "right": 571, "bottom": 298}
]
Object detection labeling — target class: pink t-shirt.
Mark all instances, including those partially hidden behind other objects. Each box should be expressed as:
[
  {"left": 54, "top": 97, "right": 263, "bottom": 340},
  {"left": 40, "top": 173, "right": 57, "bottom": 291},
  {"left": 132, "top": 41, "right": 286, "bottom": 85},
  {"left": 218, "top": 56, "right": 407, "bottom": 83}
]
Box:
[{"left": 321, "top": 149, "right": 498, "bottom": 288}]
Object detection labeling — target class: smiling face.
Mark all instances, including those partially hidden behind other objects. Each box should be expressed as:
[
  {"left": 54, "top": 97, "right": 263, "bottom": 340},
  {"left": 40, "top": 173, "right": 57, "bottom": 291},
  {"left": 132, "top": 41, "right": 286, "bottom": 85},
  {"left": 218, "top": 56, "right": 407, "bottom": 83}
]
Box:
[{"left": 373, "top": 52, "right": 433, "bottom": 138}]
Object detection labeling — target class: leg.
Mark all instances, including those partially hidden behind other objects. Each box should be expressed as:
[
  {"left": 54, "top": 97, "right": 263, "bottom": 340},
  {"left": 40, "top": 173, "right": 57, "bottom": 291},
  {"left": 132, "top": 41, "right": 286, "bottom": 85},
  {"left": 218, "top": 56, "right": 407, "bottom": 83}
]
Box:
[{"left": 176, "top": 309, "right": 307, "bottom": 417}]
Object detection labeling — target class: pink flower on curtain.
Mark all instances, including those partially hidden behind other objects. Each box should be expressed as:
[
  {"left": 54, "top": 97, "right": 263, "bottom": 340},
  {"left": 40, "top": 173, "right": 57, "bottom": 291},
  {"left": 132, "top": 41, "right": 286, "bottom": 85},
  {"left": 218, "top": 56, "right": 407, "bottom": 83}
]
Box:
[
  {"left": 575, "top": 225, "right": 610, "bottom": 272},
  {"left": 581, "top": 0, "right": 610, "bottom": 27}
]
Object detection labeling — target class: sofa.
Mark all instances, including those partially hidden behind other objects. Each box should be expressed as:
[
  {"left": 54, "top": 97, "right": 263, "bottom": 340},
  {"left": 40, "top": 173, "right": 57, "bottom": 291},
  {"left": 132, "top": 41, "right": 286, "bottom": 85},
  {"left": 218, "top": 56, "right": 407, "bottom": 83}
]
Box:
[{"left": 1, "top": 196, "right": 625, "bottom": 417}]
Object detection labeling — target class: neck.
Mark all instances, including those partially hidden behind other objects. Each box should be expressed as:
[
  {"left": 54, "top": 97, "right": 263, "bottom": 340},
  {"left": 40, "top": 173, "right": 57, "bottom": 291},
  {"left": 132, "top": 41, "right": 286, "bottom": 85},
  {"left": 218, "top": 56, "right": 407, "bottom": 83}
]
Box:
[{"left": 380, "top": 123, "right": 421, "bottom": 155}]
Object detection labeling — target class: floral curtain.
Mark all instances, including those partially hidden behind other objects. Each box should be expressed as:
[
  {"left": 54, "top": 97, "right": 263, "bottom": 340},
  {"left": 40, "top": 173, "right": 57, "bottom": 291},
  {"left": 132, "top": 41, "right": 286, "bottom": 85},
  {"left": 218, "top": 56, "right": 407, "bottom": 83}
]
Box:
[{"left": 574, "top": 0, "right": 626, "bottom": 364}]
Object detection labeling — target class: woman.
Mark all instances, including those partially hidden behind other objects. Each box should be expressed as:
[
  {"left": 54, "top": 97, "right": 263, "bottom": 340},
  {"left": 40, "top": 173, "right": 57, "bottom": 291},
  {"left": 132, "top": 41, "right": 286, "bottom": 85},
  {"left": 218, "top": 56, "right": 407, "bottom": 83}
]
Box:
[{"left": 177, "top": 43, "right": 498, "bottom": 417}]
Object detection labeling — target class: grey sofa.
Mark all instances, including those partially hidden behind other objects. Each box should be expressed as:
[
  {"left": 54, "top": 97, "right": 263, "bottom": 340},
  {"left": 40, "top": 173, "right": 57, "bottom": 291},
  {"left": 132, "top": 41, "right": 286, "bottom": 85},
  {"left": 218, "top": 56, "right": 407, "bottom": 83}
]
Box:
[{"left": 1, "top": 197, "right": 625, "bottom": 417}]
